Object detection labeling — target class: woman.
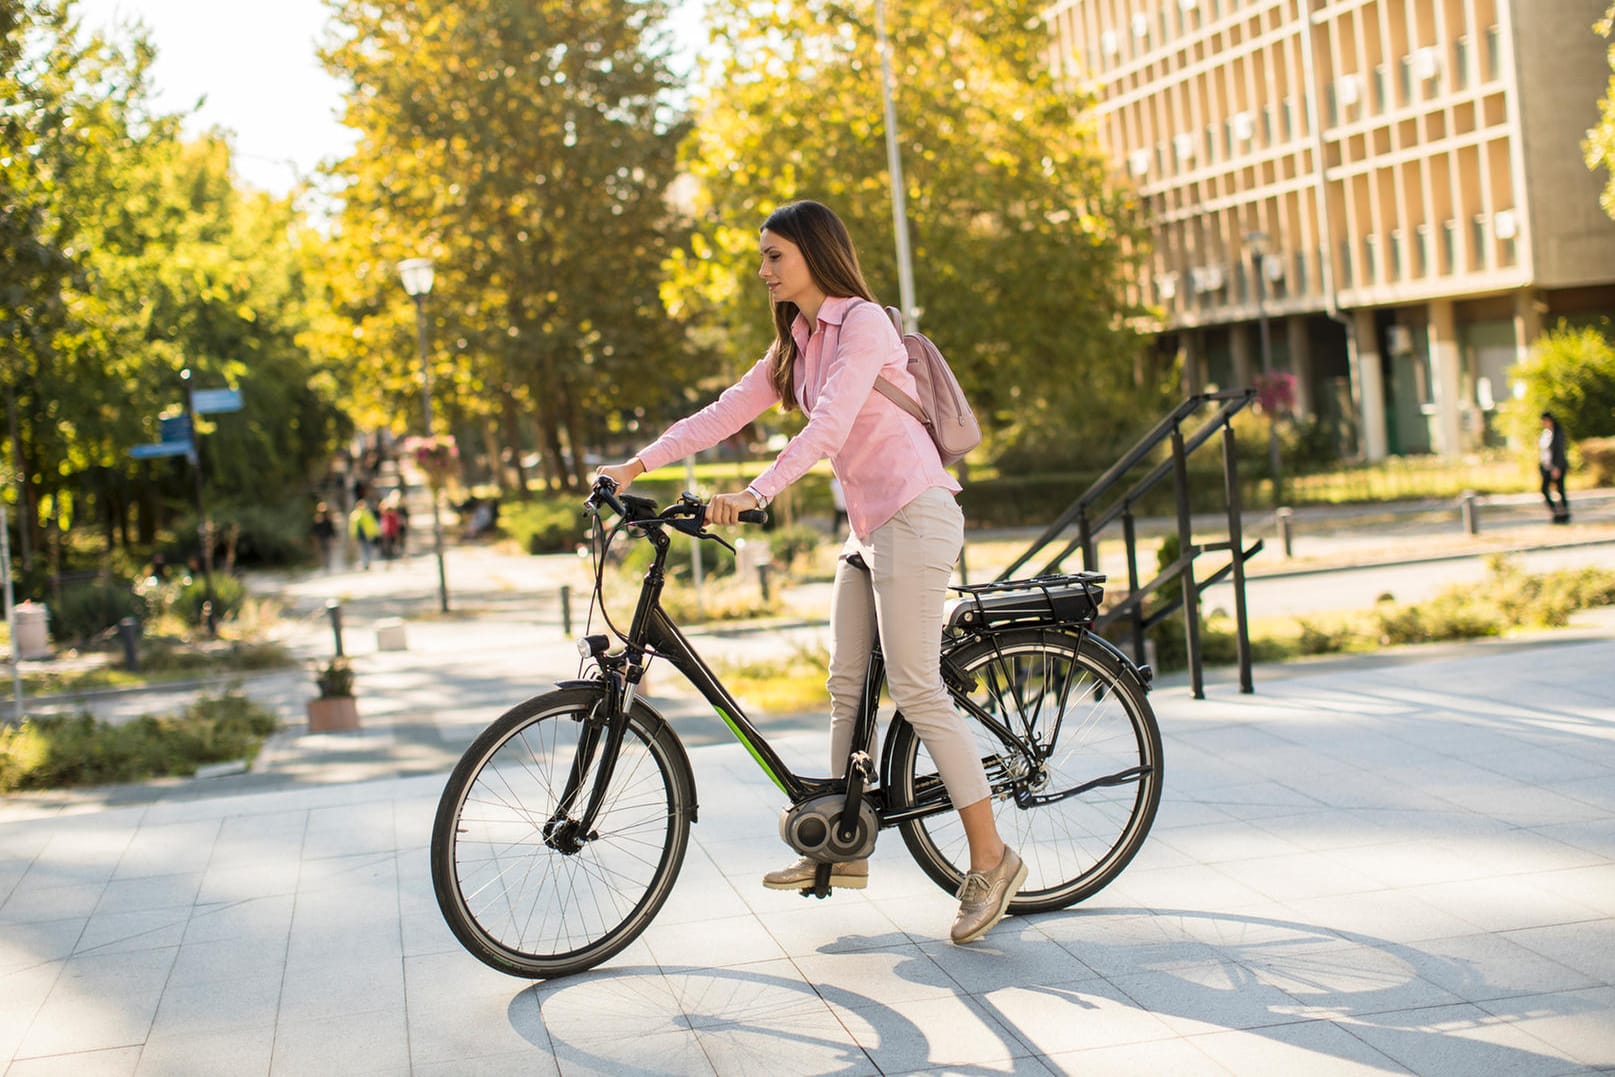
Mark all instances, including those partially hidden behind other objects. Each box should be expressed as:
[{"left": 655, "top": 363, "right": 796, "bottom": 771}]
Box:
[
  {"left": 1539, "top": 411, "right": 1571, "bottom": 523},
  {"left": 597, "top": 200, "right": 1024, "bottom": 944}
]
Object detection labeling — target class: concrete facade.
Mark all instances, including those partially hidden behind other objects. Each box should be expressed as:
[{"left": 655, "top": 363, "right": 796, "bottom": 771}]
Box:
[{"left": 1045, "top": 0, "right": 1615, "bottom": 459}]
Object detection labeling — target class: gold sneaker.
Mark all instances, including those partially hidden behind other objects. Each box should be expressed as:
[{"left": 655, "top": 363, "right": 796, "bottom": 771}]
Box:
[
  {"left": 950, "top": 847, "right": 1027, "bottom": 944},
  {"left": 761, "top": 856, "right": 868, "bottom": 891}
]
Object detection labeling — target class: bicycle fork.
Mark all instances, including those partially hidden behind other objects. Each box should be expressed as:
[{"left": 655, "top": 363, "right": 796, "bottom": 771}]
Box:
[{"left": 543, "top": 659, "right": 642, "bottom": 854}]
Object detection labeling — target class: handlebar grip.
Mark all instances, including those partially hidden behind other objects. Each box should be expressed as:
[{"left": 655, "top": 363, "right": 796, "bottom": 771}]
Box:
[{"left": 737, "top": 509, "right": 769, "bottom": 525}]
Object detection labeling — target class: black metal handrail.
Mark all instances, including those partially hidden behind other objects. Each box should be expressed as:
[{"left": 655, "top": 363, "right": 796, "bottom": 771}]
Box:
[{"left": 996, "top": 389, "right": 1262, "bottom": 698}]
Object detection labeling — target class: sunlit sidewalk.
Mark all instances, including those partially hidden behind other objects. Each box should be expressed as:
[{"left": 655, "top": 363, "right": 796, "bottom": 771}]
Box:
[{"left": 2, "top": 623, "right": 1612, "bottom": 1075}]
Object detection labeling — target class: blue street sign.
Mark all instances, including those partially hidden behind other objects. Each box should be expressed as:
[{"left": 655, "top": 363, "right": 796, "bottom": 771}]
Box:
[
  {"left": 191, "top": 387, "right": 243, "bottom": 414},
  {"left": 130, "top": 442, "right": 190, "bottom": 460},
  {"left": 160, "top": 415, "right": 192, "bottom": 443}
]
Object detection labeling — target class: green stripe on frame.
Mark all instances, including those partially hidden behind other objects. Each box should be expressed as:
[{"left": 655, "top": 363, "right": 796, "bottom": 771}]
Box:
[{"left": 714, "top": 706, "right": 789, "bottom": 794}]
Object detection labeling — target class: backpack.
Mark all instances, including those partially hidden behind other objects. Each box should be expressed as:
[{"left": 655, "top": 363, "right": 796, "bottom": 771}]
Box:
[{"left": 869, "top": 304, "right": 982, "bottom": 468}]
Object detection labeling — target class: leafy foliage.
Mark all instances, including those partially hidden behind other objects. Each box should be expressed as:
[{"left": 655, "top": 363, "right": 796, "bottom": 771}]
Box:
[
  {"left": 1, "top": 4, "right": 348, "bottom": 576},
  {"left": 313, "top": 0, "right": 691, "bottom": 491},
  {"left": 0, "top": 691, "right": 279, "bottom": 792},
  {"left": 1507, "top": 320, "right": 1615, "bottom": 441},
  {"left": 665, "top": 0, "right": 1167, "bottom": 465}
]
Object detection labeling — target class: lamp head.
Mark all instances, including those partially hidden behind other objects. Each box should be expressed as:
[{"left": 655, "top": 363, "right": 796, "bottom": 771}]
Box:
[{"left": 398, "top": 258, "right": 435, "bottom": 298}]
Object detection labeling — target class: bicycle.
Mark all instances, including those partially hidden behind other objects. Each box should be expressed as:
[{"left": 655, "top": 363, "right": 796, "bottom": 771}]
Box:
[{"left": 430, "top": 477, "right": 1163, "bottom": 978}]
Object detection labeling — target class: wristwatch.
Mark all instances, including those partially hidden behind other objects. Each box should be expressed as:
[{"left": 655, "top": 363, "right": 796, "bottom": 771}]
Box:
[{"left": 744, "top": 485, "right": 770, "bottom": 510}]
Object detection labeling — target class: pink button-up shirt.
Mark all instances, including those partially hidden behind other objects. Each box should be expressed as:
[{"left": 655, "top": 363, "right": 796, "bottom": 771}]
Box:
[{"left": 636, "top": 295, "right": 959, "bottom": 540}]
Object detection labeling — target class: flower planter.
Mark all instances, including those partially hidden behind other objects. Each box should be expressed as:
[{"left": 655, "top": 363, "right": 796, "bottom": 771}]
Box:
[{"left": 307, "top": 695, "right": 360, "bottom": 733}]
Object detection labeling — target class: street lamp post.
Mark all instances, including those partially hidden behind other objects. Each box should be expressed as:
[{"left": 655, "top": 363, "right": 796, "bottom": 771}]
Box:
[
  {"left": 1244, "top": 230, "right": 1284, "bottom": 500},
  {"left": 398, "top": 257, "right": 449, "bottom": 614}
]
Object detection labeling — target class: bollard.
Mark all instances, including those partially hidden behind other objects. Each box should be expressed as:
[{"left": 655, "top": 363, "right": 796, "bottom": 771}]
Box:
[
  {"left": 1459, "top": 490, "right": 1480, "bottom": 535},
  {"left": 757, "top": 563, "right": 772, "bottom": 603},
  {"left": 325, "top": 598, "right": 344, "bottom": 657},
  {"left": 559, "top": 584, "right": 572, "bottom": 637},
  {"left": 116, "top": 617, "right": 141, "bottom": 672},
  {"left": 1275, "top": 507, "right": 1295, "bottom": 559}
]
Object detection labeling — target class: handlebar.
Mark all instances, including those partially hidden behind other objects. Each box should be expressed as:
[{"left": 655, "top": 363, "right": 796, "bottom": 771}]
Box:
[{"left": 588, "top": 476, "right": 768, "bottom": 532}]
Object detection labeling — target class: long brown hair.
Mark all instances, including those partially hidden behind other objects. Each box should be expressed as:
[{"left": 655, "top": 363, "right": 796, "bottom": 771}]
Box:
[{"left": 761, "top": 201, "right": 876, "bottom": 410}]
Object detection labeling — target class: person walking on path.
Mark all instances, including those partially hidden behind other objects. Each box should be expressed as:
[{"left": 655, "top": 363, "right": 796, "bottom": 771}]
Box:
[
  {"left": 311, "top": 503, "right": 337, "bottom": 572},
  {"left": 349, "top": 497, "right": 380, "bottom": 570},
  {"left": 1539, "top": 411, "right": 1571, "bottom": 524},
  {"left": 597, "top": 199, "right": 1024, "bottom": 945}
]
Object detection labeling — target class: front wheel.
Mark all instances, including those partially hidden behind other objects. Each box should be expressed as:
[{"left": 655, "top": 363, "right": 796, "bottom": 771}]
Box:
[
  {"left": 430, "top": 686, "right": 695, "bottom": 978},
  {"left": 887, "top": 630, "right": 1162, "bottom": 913}
]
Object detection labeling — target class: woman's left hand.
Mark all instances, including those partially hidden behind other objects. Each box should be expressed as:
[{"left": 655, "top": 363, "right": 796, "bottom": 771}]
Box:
[{"left": 707, "top": 491, "right": 761, "bottom": 526}]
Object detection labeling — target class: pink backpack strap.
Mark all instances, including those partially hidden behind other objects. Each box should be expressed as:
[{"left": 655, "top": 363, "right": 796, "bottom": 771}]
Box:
[{"left": 870, "top": 302, "right": 929, "bottom": 424}]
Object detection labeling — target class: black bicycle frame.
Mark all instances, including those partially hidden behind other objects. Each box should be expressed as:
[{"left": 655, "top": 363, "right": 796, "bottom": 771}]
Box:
[{"left": 564, "top": 504, "right": 1050, "bottom": 839}]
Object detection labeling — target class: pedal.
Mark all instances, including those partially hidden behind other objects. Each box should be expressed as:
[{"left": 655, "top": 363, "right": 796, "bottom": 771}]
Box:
[{"left": 799, "top": 860, "right": 834, "bottom": 899}]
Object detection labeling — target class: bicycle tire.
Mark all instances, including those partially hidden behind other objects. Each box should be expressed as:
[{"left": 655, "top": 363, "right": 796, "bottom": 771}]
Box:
[
  {"left": 430, "top": 685, "right": 695, "bottom": 978},
  {"left": 886, "top": 629, "right": 1162, "bottom": 914}
]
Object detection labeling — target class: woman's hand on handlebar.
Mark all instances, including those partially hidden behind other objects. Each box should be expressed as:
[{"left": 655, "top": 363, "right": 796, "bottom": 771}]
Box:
[
  {"left": 706, "top": 490, "right": 762, "bottom": 526},
  {"left": 595, "top": 458, "right": 645, "bottom": 491}
]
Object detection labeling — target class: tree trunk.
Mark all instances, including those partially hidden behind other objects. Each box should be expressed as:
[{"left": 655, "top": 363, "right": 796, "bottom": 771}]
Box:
[{"left": 502, "top": 393, "right": 531, "bottom": 500}]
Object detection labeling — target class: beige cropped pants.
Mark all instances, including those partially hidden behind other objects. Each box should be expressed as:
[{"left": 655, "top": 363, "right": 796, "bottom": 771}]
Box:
[{"left": 826, "top": 486, "right": 992, "bottom": 809}]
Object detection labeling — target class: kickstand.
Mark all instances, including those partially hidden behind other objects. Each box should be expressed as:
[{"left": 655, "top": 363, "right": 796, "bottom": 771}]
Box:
[{"left": 800, "top": 861, "right": 834, "bottom": 900}]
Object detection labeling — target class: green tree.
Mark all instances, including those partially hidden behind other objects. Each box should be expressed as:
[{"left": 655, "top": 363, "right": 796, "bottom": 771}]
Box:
[
  {"left": 1587, "top": 4, "right": 1615, "bottom": 217},
  {"left": 666, "top": 0, "right": 1162, "bottom": 466},
  {"left": 316, "top": 0, "right": 691, "bottom": 492},
  {"left": 2, "top": 2, "right": 346, "bottom": 571}
]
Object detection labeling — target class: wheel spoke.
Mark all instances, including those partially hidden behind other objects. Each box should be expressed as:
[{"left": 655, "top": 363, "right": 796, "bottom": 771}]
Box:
[
  {"left": 431, "top": 690, "right": 691, "bottom": 977},
  {"left": 894, "top": 632, "right": 1161, "bottom": 912}
]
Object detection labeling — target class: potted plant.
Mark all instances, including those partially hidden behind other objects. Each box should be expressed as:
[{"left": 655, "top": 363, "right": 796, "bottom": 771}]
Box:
[{"left": 307, "top": 656, "right": 360, "bottom": 732}]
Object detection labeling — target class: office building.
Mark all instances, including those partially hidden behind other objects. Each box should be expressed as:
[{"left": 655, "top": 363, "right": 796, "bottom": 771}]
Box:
[{"left": 1045, "top": 0, "right": 1615, "bottom": 457}]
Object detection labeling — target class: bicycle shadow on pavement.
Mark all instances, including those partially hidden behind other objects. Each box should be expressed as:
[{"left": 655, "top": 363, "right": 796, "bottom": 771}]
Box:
[
  {"left": 507, "top": 962, "right": 916, "bottom": 1075},
  {"left": 937, "top": 905, "right": 1601, "bottom": 1072}
]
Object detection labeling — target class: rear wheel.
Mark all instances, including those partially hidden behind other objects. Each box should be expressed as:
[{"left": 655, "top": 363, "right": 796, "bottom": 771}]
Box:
[
  {"left": 887, "top": 630, "right": 1162, "bottom": 913},
  {"left": 430, "top": 686, "right": 694, "bottom": 978}
]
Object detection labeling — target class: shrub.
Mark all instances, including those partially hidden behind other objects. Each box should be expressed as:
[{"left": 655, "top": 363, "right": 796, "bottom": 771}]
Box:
[
  {"left": 171, "top": 574, "right": 246, "bottom": 626},
  {"left": 768, "top": 525, "right": 823, "bottom": 572},
  {"left": 1578, "top": 437, "right": 1615, "bottom": 485},
  {"left": 503, "top": 496, "right": 590, "bottom": 554},
  {"left": 218, "top": 501, "right": 319, "bottom": 566},
  {"left": 0, "top": 691, "right": 279, "bottom": 792},
  {"left": 49, "top": 579, "right": 147, "bottom": 643},
  {"left": 1507, "top": 321, "right": 1615, "bottom": 442}
]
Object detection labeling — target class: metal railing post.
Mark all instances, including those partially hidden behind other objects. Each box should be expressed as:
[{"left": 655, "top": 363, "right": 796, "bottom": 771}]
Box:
[
  {"left": 1223, "top": 423, "right": 1253, "bottom": 694},
  {"left": 1172, "top": 425, "right": 1203, "bottom": 700}
]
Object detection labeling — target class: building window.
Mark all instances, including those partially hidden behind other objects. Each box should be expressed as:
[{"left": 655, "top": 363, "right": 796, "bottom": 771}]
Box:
[
  {"left": 1471, "top": 214, "right": 1489, "bottom": 266},
  {"left": 1374, "top": 65, "right": 1389, "bottom": 112},
  {"left": 1263, "top": 105, "right": 1275, "bottom": 144},
  {"left": 1485, "top": 25, "right": 1502, "bottom": 82},
  {"left": 1390, "top": 230, "right": 1404, "bottom": 278},
  {"left": 1132, "top": 12, "right": 1150, "bottom": 48},
  {"left": 1414, "top": 224, "right": 1431, "bottom": 276},
  {"left": 1400, "top": 57, "right": 1413, "bottom": 105},
  {"left": 1442, "top": 219, "right": 1457, "bottom": 273},
  {"left": 1339, "top": 240, "right": 1355, "bottom": 287},
  {"left": 1364, "top": 234, "right": 1380, "bottom": 281},
  {"left": 1282, "top": 98, "right": 1295, "bottom": 140},
  {"left": 1455, "top": 36, "right": 1471, "bottom": 91},
  {"left": 1294, "top": 249, "right": 1309, "bottom": 294}
]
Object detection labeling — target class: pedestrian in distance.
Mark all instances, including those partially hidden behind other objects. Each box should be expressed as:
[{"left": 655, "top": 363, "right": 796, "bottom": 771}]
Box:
[
  {"left": 311, "top": 503, "right": 337, "bottom": 573},
  {"left": 1539, "top": 411, "right": 1571, "bottom": 524},
  {"left": 379, "top": 493, "right": 403, "bottom": 561},
  {"left": 349, "top": 497, "right": 380, "bottom": 570},
  {"left": 596, "top": 199, "right": 1024, "bottom": 945}
]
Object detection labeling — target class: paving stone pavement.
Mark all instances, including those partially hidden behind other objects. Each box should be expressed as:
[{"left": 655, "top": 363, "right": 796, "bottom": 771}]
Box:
[
  {"left": 2, "top": 617, "right": 1613, "bottom": 1074},
  {"left": 2, "top": 511, "right": 1614, "bottom": 1075}
]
